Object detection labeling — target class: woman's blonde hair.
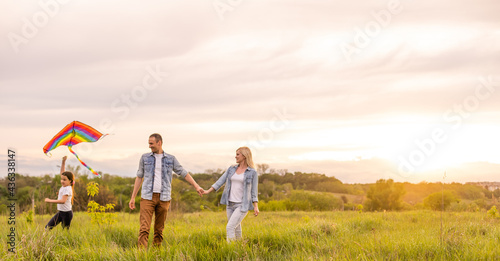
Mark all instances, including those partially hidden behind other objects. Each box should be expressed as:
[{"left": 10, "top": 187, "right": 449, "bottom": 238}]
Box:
[{"left": 237, "top": 147, "right": 255, "bottom": 169}]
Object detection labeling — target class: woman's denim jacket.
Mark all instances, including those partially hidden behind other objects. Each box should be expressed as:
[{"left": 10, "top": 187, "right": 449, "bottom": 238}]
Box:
[
  {"left": 136, "top": 152, "right": 187, "bottom": 201},
  {"left": 211, "top": 165, "right": 259, "bottom": 212}
]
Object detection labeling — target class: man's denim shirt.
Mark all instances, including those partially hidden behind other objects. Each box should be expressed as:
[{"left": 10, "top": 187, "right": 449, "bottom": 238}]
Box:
[
  {"left": 211, "top": 165, "right": 259, "bottom": 212},
  {"left": 136, "top": 152, "right": 187, "bottom": 201}
]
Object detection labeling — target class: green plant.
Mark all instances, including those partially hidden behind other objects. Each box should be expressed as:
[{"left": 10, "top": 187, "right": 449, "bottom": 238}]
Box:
[
  {"left": 487, "top": 206, "right": 499, "bottom": 219},
  {"left": 365, "top": 179, "right": 406, "bottom": 211},
  {"left": 25, "top": 210, "right": 34, "bottom": 224},
  {"left": 86, "top": 181, "right": 117, "bottom": 225},
  {"left": 86, "top": 181, "right": 99, "bottom": 198},
  {"left": 423, "top": 190, "right": 459, "bottom": 211}
]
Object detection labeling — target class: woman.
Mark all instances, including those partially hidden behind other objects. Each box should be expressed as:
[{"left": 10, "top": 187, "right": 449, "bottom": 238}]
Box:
[{"left": 203, "top": 147, "right": 259, "bottom": 242}]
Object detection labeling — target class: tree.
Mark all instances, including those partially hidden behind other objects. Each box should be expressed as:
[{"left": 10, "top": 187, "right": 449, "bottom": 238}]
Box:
[
  {"left": 269, "top": 168, "right": 288, "bottom": 176},
  {"left": 257, "top": 164, "right": 269, "bottom": 174},
  {"left": 259, "top": 180, "right": 276, "bottom": 200},
  {"left": 494, "top": 189, "right": 500, "bottom": 198},
  {"left": 365, "top": 179, "right": 405, "bottom": 211},
  {"left": 423, "top": 190, "right": 459, "bottom": 211}
]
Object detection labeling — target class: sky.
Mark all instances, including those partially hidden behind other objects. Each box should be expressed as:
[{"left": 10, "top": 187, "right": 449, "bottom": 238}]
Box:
[{"left": 1, "top": 0, "right": 499, "bottom": 184}]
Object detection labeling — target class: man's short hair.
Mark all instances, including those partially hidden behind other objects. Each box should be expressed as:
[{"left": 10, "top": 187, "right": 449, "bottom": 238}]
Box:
[{"left": 149, "top": 133, "right": 163, "bottom": 143}]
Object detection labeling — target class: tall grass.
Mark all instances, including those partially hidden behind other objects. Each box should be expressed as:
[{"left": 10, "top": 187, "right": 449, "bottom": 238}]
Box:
[{"left": 1, "top": 210, "right": 499, "bottom": 260}]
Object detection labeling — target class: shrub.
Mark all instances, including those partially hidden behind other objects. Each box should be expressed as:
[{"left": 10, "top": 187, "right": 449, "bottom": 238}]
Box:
[
  {"left": 86, "top": 182, "right": 117, "bottom": 225},
  {"left": 487, "top": 206, "right": 499, "bottom": 219},
  {"left": 423, "top": 190, "right": 459, "bottom": 211}
]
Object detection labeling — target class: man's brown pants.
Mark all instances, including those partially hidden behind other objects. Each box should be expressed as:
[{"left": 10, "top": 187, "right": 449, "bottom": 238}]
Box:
[{"left": 138, "top": 193, "right": 170, "bottom": 248}]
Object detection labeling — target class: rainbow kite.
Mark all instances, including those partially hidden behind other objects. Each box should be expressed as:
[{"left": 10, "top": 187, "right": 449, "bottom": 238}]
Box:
[{"left": 43, "top": 121, "right": 107, "bottom": 176}]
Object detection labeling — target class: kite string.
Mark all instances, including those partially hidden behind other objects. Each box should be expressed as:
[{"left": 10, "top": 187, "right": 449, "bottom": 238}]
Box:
[{"left": 68, "top": 146, "right": 100, "bottom": 177}]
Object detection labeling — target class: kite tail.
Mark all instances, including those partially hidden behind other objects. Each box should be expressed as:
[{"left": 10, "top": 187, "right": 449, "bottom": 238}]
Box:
[{"left": 68, "top": 146, "right": 101, "bottom": 177}]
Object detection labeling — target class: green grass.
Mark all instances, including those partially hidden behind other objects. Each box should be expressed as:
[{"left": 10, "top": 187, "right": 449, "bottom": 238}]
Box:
[{"left": 1, "top": 210, "right": 500, "bottom": 260}]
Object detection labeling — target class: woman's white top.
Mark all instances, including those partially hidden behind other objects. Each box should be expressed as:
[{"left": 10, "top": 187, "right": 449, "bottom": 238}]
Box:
[{"left": 228, "top": 172, "right": 245, "bottom": 203}]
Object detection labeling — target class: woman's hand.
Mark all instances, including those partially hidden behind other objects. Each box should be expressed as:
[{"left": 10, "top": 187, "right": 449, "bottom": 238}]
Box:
[
  {"left": 253, "top": 204, "right": 259, "bottom": 217},
  {"left": 203, "top": 187, "right": 214, "bottom": 195}
]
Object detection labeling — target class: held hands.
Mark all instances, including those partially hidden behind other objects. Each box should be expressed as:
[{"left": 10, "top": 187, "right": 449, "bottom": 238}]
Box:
[
  {"left": 195, "top": 187, "right": 216, "bottom": 197},
  {"left": 196, "top": 187, "right": 205, "bottom": 197},
  {"left": 202, "top": 187, "right": 214, "bottom": 195}
]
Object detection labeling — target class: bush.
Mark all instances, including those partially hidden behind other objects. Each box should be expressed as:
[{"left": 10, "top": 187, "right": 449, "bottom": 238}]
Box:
[
  {"left": 260, "top": 200, "right": 287, "bottom": 211},
  {"left": 25, "top": 210, "right": 34, "bottom": 224},
  {"left": 365, "top": 179, "right": 405, "bottom": 211},
  {"left": 448, "top": 202, "right": 469, "bottom": 212},
  {"left": 423, "top": 190, "right": 459, "bottom": 211},
  {"left": 487, "top": 206, "right": 499, "bottom": 218},
  {"left": 86, "top": 182, "right": 117, "bottom": 225},
  {"left": 260, "top": 191, "right": 343, "bottom": 212}
]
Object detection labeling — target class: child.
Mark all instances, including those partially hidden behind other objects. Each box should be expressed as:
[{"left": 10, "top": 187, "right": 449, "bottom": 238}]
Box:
[{"left": 45, "top": 156, "right": 75, "bottom": 229}]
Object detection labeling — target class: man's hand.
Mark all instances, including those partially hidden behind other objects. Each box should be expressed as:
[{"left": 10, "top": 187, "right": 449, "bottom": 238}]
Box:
[
  {"left": 196, "top": 187, "right": 204, "bottom": 197},
  {"left": 185, "top": 173, "right": 204, "bottom": 197},
  {"left": 129, "top": 198, "right": 136, "bottom": 210}
]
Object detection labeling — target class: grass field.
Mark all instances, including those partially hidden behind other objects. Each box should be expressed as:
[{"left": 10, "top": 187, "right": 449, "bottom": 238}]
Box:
[{"left": 2, "top": 210, "right": 500, "bottom": 260}]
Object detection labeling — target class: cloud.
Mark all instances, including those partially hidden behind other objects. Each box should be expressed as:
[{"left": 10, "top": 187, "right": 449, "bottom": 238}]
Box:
[{"left": 1, "top": 1, "right": 499, "bottom": 183}]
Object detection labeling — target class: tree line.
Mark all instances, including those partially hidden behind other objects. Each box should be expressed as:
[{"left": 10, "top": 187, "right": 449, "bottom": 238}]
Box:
[{"left": 1, "top": 164, "right": 498, "bottom": 214}]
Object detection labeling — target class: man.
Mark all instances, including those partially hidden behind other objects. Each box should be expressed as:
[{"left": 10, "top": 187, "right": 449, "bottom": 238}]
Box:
[{"left": 129, "top": 133, "right": 203, "bottom": 248}]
